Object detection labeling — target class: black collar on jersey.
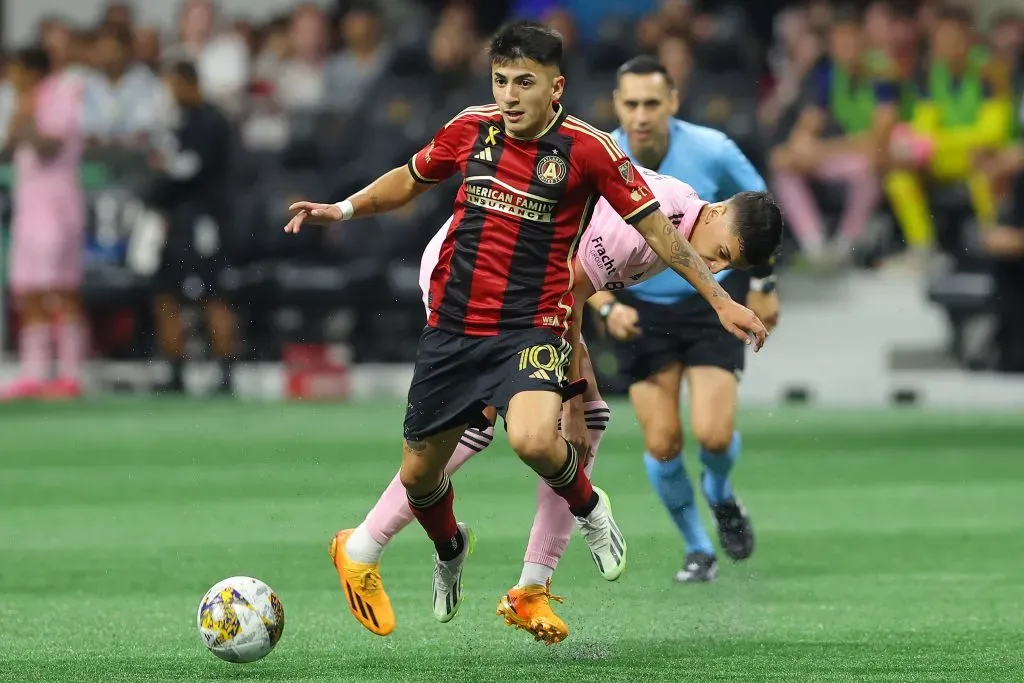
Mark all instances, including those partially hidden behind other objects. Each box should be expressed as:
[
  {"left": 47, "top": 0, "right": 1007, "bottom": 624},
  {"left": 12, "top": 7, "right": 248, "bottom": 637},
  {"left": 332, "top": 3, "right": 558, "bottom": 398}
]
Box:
[{"left": 504, "top": 103, "right": 568, "bottom": 141}]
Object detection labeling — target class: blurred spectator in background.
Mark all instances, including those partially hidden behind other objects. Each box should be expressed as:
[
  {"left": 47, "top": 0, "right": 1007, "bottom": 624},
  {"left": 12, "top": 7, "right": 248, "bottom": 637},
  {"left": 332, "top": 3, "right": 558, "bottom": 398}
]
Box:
[
  {"left": 1, "top": 47, "right": 87, "bottom": 400},
  {"left": 770, "top": 10, "right": 896, "bottom": 265},
  {"left": 658, "top": 36, "right": 693, "bottom": 116},
  {"left": 982, "top": 167, "right": 1024, "bottom": 373},
  {"left": 147, "top": 61, "right": 235, "bottom": 394},
  {"left": 324, "top": 2, "right": 392, "bottom": 112},
  {"left": 635, "top": 12, "right": 664, "bottom": 54},
  {"left": 39, "top": 18, "right": 74, "bottom": 75},
  {"left": 82, "top": 26, "right": 164, "bottom": 146},
  {"left": 274, "top": 3, "right": 329, "bottom": 110},
  {"left": 252, "top": 15, "right": 292, "bottom": 85},
  {"left": 164, "top": 0, "right": 250, "bottom": 116},
  {"left": 759, "top": 6, "right": 823, "bottom": 136},
  {"left": 885, "top": 7, "right": 1013, "bottom": 256},
  {"left": 133, "top": 26, "right": 163, "bottom": 74},
  {"left": 101, "top": 2, "right": 134, "bottom": 33}
]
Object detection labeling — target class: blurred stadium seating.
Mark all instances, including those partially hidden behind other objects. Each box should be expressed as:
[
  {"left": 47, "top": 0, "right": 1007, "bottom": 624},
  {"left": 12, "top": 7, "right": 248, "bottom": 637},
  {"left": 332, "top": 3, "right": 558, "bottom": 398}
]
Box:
[{"left": 1, "top": 0, "right": 1023, "bottom": 400}]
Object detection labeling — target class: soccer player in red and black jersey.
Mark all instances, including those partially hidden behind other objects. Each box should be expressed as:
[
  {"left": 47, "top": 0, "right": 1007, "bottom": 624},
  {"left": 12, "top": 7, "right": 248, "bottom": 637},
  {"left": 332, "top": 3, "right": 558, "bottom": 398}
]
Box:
[{"left": 285, "top": 21, "right": 769, "bottom": 633}]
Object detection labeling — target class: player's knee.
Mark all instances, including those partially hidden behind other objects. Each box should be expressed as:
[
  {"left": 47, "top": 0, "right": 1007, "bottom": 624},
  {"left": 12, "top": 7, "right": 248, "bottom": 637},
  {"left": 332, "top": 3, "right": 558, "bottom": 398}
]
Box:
[
  {"left": 399, "top": 460, "right": 437, "bottom": 496},
  {"left": 645, "top": 426, "right": 683, "bottom": 462},
  {"left": 693, "top": 422, "right": 734, "bottom": 454},
  {"left": 400, "top": 441, "right": 440, "bottom": 492},
  {"left": 507, "top": 423, "right": 560, "bottom": 466}
]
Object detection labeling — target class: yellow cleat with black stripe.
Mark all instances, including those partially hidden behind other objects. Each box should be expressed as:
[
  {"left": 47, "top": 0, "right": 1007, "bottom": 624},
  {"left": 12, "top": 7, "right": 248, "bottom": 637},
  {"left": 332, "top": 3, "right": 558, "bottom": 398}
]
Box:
[{"left": 328, "top": 529, "right": 395, "bottom": 636}]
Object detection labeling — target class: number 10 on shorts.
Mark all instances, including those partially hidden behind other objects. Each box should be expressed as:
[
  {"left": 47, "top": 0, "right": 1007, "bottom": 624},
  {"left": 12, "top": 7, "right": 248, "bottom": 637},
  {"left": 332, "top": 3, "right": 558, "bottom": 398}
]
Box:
[{"left": 518, "top": 344, "right": 566, "bottom": 383}]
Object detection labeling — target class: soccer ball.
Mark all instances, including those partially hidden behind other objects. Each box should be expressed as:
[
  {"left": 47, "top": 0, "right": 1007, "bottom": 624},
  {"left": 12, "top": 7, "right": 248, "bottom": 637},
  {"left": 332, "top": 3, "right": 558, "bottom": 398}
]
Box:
[{"left": 197, "top": 576, "right": 285, "bottom": 663}]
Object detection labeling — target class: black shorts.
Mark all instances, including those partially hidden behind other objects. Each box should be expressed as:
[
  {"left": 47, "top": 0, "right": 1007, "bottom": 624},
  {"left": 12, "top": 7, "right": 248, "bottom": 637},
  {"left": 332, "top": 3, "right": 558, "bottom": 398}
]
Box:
[
  {"left": 612, "top": 288, "right": 746, "bottom": 384},
  {"left": 403, "top": 326, "right": 571, "bottom": 441},
  {"left": 153, "top": 206, "right": 228, "bottom": 301}
]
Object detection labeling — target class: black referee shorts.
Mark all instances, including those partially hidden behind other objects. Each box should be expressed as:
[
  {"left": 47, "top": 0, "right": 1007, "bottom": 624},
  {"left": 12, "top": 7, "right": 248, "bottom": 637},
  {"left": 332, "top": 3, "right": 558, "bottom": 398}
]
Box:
[
  {"left": 612, "top": 276, "right": 749, "bottom": 384},
  {"left": 403, "top": 326, "right": 571, "bottom": 442}
]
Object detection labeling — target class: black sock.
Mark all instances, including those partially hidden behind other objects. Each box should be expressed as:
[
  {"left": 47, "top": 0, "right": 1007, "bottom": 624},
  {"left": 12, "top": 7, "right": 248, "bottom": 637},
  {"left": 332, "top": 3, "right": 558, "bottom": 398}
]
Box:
[
  {"left": 168, "top": 359, "right": 184, "bottom": 392},
  {"left": 573, "top": 490, "right": 600, "bottom": 518},
  {"left": 435, "top": 529, "right": 465, "bottom": 562},
  {"left": 218, "top": 358, "right": 234, "bottom": 393},
  {"left": 545, "top": 442, "right": 600, "bottom": 518}
]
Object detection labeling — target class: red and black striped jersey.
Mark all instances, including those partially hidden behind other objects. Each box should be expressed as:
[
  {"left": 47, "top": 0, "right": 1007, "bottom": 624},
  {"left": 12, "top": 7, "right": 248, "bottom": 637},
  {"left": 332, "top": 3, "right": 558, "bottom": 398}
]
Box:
[{"left": 408, "top": 103, "right": 661, "bottom": 337}]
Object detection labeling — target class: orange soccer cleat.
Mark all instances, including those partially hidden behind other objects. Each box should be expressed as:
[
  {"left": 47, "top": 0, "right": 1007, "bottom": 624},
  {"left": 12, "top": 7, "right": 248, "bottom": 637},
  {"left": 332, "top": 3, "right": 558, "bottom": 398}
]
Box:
[
  {"left": 496, "top": 580, "right": 568, "bottom": 645},
  {"left": 328, "top": 529, "right": 396, "bottom": 636}
]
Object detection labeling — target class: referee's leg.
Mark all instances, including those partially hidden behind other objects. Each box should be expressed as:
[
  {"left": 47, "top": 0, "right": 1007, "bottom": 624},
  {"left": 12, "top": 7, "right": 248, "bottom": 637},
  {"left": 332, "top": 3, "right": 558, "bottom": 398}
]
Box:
[{"left": 686, "top": 363, "right": 754, "bottom": 560}]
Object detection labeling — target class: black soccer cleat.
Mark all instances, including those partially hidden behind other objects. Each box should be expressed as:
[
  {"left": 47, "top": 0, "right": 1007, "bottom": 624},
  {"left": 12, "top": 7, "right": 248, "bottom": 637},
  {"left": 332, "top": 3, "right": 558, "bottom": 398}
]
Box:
[
  {"left": 674, "top": 552, "right": 718, "bottom": 583},
  {"left": 710, "top": 497, "right": 755, "bottom": 561}
]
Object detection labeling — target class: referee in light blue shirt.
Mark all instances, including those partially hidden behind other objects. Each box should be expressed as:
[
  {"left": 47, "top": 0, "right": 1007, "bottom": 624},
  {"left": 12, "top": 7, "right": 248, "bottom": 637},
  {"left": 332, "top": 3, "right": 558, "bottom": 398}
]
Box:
[{"left": 589, "top": 56, "right": 780, "bottom": 583}]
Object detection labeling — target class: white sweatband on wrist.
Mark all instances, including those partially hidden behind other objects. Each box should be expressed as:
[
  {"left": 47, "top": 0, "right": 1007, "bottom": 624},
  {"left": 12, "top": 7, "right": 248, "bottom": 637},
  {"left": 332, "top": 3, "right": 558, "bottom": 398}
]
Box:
[{"left": 333, "top": 199, "right": 355, "bottom": 221}]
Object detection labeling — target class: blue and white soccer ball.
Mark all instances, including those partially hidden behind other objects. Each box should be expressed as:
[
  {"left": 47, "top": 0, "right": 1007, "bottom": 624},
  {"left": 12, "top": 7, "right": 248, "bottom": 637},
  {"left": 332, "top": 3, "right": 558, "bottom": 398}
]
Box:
[{"left": 197, "top": 576, "right": 285, "bottom": 663}]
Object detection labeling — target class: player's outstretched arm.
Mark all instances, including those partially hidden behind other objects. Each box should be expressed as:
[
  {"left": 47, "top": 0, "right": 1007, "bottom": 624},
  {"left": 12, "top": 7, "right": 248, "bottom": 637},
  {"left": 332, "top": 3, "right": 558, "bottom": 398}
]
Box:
[
  {"left": 284, "top": 166, "right": 430, "bottom": 233},
  {"left": 632, "top": 210, "right": 768, "bottom": 350}
]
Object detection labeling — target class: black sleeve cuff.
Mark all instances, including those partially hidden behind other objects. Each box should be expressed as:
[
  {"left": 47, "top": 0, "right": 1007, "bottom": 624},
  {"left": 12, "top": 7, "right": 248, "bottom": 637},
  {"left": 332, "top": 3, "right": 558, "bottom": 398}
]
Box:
[
  {"left": 623, "top": 199, "right": 661, "bottom": 225},
  {"left": 407, "top": 157, "right": 440, "bottom": 184}
]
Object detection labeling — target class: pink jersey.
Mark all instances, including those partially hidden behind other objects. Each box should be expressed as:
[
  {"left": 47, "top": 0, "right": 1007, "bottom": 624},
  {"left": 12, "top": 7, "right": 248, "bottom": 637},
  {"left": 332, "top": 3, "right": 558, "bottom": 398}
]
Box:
[
  {"left": 12, "top": 75, "right": 85, "bottom": 234},
  {"left": 9, "top": 74, "right": 86, "bottom": 293},
  {"left": 578, "top": 169, "right": 705, "bottom": 292},
  {"left": 420, "top": 168, "right": 707, "bottom": 311}
]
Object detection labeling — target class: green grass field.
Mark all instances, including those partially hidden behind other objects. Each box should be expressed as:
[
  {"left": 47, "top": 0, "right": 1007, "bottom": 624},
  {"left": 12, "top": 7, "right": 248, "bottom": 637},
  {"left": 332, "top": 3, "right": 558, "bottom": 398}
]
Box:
[{"left": 2, "top": 399, "right": 1023, "bottom": 682}]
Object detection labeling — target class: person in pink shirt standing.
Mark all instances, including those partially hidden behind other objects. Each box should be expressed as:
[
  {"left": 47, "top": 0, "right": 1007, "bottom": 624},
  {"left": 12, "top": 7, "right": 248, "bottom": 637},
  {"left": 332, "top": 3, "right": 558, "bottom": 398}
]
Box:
[
  {"left": 328, "top": 168, "right": 780, "bottom": 644},
  {"left": 2, "top": 47, "right": 86, "bottom": 400}
]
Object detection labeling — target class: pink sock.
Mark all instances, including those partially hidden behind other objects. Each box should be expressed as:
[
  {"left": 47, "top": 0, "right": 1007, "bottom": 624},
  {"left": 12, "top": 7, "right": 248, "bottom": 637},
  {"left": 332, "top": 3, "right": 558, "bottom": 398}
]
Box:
[
  {"left": 56, "top": 319, "right": 88, "bottom": 381},
  {"left": 771, "top": 171, "right": 825, "bottom": 254},
  {"left": 836, "top": 169, "right": 882, "bottom": 244},
  {"left": 362, "top": 426, "right": 494, "bottom": 545},
  {"left": 523, "top": 401, "right": 610, "bottom": 569},
  {"left": 18, "top": 323, "right": 50, "bottom": 382}
]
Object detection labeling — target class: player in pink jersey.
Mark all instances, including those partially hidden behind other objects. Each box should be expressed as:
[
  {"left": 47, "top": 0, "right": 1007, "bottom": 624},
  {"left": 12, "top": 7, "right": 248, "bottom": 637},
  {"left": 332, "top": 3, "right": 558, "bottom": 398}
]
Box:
[
  {"left": 2, "top": 47, "right": 87, "bottom": 400},
  {"left": 331, "top": 167, "right": 781, "bottom": 644}
]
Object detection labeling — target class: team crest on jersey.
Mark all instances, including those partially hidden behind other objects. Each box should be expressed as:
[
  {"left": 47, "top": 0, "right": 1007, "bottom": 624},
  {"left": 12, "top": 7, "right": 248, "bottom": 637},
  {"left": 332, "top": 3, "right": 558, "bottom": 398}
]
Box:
[
  {"left": 536, "top": 155, "right": 568, "bottom": 185},
  {"left": 618, "top": 160, "right": 633, "bottom": 183}
]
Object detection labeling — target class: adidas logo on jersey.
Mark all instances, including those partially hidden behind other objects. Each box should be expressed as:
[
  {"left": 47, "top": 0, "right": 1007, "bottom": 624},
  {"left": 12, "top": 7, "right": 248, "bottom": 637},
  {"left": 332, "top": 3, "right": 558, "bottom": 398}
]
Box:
[
  {"left": 529, "top": 369, "right": 551, "bottom": 381},
  {"left": 474, "top": 148, "right": 493, "bottom": 162}
]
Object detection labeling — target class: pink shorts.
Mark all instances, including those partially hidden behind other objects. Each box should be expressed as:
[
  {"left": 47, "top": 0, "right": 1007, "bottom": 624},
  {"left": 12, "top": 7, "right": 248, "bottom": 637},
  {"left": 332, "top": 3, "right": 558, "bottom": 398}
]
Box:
[{"left": 8, "top": 224, "right": 84, "bottom": 295}]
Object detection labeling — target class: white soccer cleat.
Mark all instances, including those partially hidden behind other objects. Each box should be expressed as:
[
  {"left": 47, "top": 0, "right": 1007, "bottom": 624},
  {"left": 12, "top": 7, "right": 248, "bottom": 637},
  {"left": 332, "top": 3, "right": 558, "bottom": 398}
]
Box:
[
  {"left": 432, "top": 522, "right": 474, "bottom": 623},
  {"left": 575, "top": 486, "right": 627, "bottom": 581}
]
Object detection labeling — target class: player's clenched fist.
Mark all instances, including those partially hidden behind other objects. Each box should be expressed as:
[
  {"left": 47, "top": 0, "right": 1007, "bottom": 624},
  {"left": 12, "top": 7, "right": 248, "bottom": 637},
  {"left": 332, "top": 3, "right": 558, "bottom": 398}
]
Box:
[
  {"left": 284, "top": 202, "right": 343, "bottom": 233},
  {"left": 716, "top": 299, "right": 768, "bottom": 351}
]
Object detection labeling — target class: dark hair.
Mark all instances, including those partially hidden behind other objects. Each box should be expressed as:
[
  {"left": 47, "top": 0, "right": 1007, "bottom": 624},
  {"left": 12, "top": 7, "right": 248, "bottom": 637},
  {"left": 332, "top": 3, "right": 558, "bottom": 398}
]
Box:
[
  {"left": 14, "top": 46, "right": 51, "bottom": 75},
  {"left": 488, "top": 20, "right": 563, "bottom": 70},
  {"left": 97, "top": 24, "right": 132, "bottom": 48},
  {"left": 939, "top": 6, "right": 973, "bottom": 26},
  {"left": 730, "top": 191, "right": 783, "bottom": 267},
  {"left": 831, "top": 4, "right": 863, "bottom": 25},
  {"left": 170, "top": 60, "right": 200, "bottom": 85},
  {"left": 344, "top": 0, "right": 380, "bottom": 20},
  {"left": 616, "top": 55, "right": 674, "bottom": 89}
]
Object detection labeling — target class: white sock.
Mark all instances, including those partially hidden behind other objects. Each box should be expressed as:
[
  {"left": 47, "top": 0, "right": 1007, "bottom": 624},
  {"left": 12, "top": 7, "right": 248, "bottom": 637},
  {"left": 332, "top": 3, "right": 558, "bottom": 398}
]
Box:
[
  {"left": 517, "top": 561, "right": 554, "bottom": 588},
  {"left": 344, "top": 523, "right": 385, "bottom": 564}
]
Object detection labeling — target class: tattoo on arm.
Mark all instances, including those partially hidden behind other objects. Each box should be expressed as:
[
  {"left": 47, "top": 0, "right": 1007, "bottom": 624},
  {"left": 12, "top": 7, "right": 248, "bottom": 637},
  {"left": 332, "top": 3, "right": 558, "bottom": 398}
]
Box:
[
  {"left": 653, "top": 213, "right": 728, "bottom": 300},
  {"left": 369, "top": 192, "right": 382, "bottom": 213}
]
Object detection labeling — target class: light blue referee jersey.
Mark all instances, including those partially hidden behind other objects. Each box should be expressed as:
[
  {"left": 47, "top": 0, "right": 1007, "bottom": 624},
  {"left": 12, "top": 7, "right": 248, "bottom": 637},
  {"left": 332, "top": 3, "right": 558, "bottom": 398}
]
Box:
[{"left": 610, "top": 118, "right": 765, "bottom": 305}]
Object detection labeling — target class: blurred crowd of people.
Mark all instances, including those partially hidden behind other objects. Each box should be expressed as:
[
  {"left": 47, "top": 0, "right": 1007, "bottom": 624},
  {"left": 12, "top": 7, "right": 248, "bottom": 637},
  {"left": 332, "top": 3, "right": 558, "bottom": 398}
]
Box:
[
  {"left": 1, "top": 0, "right": 1023, "bottom": 379},
  {"left": 763, "top": 1, "right": 1024, "bottom": 269}
]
